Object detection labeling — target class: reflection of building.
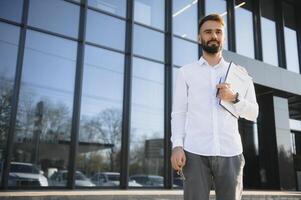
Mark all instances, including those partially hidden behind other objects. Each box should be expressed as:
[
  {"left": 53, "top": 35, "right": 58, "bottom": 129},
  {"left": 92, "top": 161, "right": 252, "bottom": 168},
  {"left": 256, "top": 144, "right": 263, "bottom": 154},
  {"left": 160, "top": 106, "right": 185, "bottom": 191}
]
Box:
[{"left": 0, "top": 0, "right": 301, "bottom": 192}]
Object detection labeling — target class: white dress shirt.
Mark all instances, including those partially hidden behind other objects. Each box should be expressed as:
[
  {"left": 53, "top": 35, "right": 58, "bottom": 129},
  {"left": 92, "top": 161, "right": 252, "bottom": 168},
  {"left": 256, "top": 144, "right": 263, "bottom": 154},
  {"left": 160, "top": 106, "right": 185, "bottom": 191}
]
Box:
[{"left": 171, "top": 56, "right": 259, "bottom": 156}]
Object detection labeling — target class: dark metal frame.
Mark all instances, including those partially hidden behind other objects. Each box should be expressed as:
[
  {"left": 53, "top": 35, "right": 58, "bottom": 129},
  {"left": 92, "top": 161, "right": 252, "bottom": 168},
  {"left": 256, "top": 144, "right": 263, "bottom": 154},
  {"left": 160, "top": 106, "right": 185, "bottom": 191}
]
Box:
[
  {"left": 253, "top": 0, "right": 263, "bottom": 61},
  {"left": 198, "top": 0, "right": 205, "bottom": 57},
  {"left": 163, "top": 0, "right": 173, "bottom": 189},
  {"left": 295, "top": 1, "right": 301, "bottom": 74},
  {"left": 275, "top": 0, "right": 287, "bottom": 69},
  {"left": 67, "top": 0, "right": 87, "bottom": 189},
  {"left": 1, "top": 0, "right": 301, "bottom": 191},
  {"left": 120, "top": 0, "right": 134, "bottom": 189},
  {"left": 227, "top": 0, "right": 236, "bottom": 52}
]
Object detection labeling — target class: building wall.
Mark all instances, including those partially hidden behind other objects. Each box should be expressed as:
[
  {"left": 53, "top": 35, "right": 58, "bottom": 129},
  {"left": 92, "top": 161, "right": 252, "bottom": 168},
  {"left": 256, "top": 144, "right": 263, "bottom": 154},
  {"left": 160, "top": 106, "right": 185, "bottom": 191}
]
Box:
[{"left": 0, "top": 0, "right": 301, "bottom": 190}]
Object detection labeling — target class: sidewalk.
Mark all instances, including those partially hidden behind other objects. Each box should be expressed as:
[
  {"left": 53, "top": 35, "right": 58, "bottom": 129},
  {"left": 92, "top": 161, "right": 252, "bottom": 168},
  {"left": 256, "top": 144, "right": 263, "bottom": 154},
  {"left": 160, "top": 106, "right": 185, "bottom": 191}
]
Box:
[{"left": 0, "top": 190, "right": 300, "bottom": 200}]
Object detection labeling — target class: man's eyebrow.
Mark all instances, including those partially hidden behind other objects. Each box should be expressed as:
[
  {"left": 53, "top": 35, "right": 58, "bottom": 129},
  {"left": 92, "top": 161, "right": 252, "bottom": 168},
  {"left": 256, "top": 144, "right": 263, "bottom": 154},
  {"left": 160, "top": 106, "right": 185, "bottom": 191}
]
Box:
[{"left": 203, "top": 28, "right": 223, "bottom": 32}]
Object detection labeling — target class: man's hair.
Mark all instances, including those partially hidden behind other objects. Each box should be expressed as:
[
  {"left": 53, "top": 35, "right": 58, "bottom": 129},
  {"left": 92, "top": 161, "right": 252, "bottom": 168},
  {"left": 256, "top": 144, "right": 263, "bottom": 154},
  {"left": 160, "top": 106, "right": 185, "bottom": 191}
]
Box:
[{"left": 198, "top": 14, "right": 224, "bottom": 32}]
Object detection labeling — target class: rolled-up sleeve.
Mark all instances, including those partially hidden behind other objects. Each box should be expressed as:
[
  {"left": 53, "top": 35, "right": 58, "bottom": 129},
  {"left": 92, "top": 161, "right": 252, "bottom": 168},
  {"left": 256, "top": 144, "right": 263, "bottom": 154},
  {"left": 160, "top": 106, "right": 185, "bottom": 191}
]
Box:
[
  {"left": 233, "top": 80, "right": 259, "bottom": 122},
  {"left": 171, "top": 69, "right": 188, "bottom": 148}
]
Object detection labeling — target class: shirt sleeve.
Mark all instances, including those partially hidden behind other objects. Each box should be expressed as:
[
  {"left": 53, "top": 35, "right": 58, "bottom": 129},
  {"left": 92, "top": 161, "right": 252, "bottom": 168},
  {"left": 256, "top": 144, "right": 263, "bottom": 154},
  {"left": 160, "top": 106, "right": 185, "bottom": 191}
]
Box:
[
  {"left": 233, "top": 79, "right": 259, "bottom": 122},
  {"left": 170, "top": 68, "right": 188, "bottom": 149}
]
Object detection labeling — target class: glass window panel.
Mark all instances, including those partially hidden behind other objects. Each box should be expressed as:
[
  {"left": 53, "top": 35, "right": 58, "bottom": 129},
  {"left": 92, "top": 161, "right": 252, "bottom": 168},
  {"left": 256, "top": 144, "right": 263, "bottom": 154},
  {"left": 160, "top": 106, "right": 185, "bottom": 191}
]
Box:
[
  {"left": 235, "top": 0, "right": 254, "bottom": 58},
  {"left": 171, "top": 67, "right": 184, "bottom": 188},
  {"left": 0, "top": 0, "right": 23, "bottom": 23},
  {"left": 10, "top": 30, "right": 77, "bottom": 188},
  {"left": 133, "top": 25, "right": 164, "bottom": 62},
  {"left": 28, "top": 0, "right": 80, "bottom": 38},
  {"left": 283, "top": 3, "right": 300, "bottom": 74},
  {"left": 86, "top": 10, "right": 125, "bottom": 51},
  {"left": 0, "top": 22, "right": 20, "bottom": 187},
  {"left": 88, "top": 0, "right": 126, "bottom": 17},
  {"left": 205, "top": 0, "right": 228, "bottom": 50},
  {"left": 261, "top": 0, "right": 278, "bottom": 66},
  {"left": 129, "top": 57, "right": 164, "bottom": 188},
  {"left": 173, "top": 37, "right": 198, "bottom": 66},
  {"left": 77, "top": 45, "right": 124, "bottom": 187},
  {"left": 134, "top": 0, "right": 165, "bottom": 30},
  {"left": 173, "top": 0, "right": 198, "bottom": 41}
]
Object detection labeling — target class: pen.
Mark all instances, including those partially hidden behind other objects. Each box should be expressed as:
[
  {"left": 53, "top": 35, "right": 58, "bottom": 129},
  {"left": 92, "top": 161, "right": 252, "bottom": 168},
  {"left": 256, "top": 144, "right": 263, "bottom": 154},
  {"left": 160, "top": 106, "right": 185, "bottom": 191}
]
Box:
[{"left": 216, "top": 77, "right": 222, "bottom": 97}]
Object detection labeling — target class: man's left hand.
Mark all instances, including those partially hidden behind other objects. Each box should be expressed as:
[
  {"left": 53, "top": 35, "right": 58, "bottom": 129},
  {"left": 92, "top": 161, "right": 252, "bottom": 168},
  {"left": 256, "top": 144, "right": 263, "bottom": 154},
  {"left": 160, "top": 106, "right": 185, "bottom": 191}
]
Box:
[{"left": 216, "top": 83, "right": 236, "bottom": 102}]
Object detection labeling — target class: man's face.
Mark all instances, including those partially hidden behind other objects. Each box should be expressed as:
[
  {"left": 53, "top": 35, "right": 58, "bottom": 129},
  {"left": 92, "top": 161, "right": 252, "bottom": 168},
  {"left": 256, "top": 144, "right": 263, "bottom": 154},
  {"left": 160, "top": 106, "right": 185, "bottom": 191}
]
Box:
[{"left": 199, "top": 20, "right": 225, "bottom": 54}]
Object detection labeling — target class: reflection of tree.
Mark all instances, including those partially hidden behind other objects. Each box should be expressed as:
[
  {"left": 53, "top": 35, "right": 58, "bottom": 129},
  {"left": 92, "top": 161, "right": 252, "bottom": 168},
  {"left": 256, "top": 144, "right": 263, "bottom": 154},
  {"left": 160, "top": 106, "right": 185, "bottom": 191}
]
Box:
[
  {"left": 13, "top": 87, "right": 72, "bottom": 164},
  {"left": 40, "top": 100, "right": 71, "bottom": 142},
  {"left": 15, "top": 94, "right": 71, "bottom": 144},
  {"left": 79, "top": 108, "right": 122, "bottom": 172},
  {"left": 0, "top": 85, "right": 12, "bottom": 145}
]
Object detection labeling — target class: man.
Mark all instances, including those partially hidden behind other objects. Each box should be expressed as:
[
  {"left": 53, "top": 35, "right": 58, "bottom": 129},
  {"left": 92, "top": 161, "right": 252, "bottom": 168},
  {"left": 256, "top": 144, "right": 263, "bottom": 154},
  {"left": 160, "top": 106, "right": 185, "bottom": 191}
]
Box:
[{"left": 170, "top": 14, "right": 258, "bottom": 200}]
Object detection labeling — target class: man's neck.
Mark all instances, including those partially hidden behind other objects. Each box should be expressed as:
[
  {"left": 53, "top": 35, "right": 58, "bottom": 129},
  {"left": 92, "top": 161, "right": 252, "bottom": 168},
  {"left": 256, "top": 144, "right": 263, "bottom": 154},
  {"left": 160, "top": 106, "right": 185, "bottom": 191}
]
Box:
[{"left": 202, "top": 51, "right": 222, "bottom": 66}]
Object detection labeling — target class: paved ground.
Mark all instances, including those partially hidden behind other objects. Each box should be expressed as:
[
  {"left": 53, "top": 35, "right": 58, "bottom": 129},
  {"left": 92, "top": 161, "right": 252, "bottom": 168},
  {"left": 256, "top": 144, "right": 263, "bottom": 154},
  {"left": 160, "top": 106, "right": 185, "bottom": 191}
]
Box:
[{"left": 0, "top": 190, "right": 300, "bottom": 200}]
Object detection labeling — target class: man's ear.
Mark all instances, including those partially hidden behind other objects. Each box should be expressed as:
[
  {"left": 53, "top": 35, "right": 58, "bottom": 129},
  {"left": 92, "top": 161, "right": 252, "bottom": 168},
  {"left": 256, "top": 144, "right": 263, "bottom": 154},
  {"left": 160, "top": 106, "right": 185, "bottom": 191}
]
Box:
[{"left": 198, "top": 34, "right": 202, "bottom": 44}]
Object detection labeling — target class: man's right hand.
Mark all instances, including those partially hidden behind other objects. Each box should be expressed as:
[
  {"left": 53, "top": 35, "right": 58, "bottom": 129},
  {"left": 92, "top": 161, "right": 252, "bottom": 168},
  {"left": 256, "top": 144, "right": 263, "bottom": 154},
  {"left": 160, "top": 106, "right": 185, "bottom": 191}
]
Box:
[{"left": 170, "top": 147, "right": 186, "bottom": 171}]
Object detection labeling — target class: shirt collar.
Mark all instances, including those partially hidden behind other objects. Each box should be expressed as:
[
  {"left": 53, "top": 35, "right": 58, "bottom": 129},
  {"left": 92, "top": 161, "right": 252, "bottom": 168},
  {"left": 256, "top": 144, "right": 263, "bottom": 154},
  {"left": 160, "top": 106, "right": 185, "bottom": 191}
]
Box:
[{"left": 198, "top": 56, "right": 227, "bottom": 69}]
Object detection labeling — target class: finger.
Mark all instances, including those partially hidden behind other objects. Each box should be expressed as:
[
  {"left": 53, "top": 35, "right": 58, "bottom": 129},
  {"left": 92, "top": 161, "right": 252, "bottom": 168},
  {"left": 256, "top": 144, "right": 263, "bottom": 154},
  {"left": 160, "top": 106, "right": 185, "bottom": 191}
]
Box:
[
  {"left": 216, "top": 84, "right": 228, "bottom": 89},
  {"left": 182, "top": 155, "right": 186, "bottom": 166}
]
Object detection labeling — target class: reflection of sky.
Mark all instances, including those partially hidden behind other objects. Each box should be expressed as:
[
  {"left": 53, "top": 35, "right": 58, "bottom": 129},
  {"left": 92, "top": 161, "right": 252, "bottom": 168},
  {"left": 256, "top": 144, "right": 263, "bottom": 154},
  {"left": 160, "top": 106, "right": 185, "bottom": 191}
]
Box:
[
  {"left": 88, "top": 0, "right": 126, "bottom": 17},
  {"left": 87, "top": 10, "right": 125, "bottom": 51},
  {"left": 235, "top": 5, "right": 254, "bottom": 58},
  {"left": 28, "top": 0, "right": 80, "bottom": 38},
  {"left": 173, "top": 37, "right": 198, "bottom": 66},
  {"left": 81, "top": 45, "right": 124, "bottom": 117},
  {"left": 0, "top": 0, "right": 23, "bottom": 23},
  {"left": 21, "top": 30, "right": 76, "bottom": 109},
  {"left": 205, "top": 0, "right": 228, "bottom": 50},
  {"left": 284, "top": 27, "right": 300, "bottom": 73},
  {"left": 173, "top": 0, "right": 198, "bottom": 41},
  {"left": 0, "top": 22, "right": 19, "bottom": 81},
  {"left": 134, "top": 0, "right": 165, "bottom": 30},
  {"left": 133, "top": 25, "right": 164, "bottom": 62},
  {"left": 261, "top": 17, "right": 278, "bottom": 66},
  {"left": 131, "top": 57, "right": 164, "bottom": 143}
]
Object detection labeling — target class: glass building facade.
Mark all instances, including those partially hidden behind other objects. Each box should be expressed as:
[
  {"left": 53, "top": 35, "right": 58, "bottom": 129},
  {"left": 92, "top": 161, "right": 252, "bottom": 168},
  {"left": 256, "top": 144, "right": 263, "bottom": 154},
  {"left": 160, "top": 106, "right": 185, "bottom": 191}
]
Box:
[{"left": 0, "top": 0, "right": 301, "bottom": 191}]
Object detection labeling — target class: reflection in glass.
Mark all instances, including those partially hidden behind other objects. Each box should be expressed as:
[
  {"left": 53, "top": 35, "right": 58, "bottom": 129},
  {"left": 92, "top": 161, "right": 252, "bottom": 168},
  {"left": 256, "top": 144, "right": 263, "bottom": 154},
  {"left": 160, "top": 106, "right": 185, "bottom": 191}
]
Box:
[
  {"left": 88, "top": 0, "right": 126, "bottom": 17},
  {"left": 134, "top": 0, "right": 165, "bottom": 30},
  {"left": 173, "top": 37, "right": 198, "bottom": 67},
  {"left": 283, "top": 3, "right": 300, "bottom": 73},
  {"left": 173, "top": 0, "right": 198, "bottom": 41},
  {"left": 205, "top": 0, "right": 228, "bottom": 50},
  {"left": 171, "top": 67, "right": 184, "bottom": 188},
  {"left": 28, "top": 0, "right": 80, "bottom": 38},
  {"left": 86, "top": 10, "right": 125, "bottom": 51},
  {"left": 0, "top": 22, "right": 20, "bottom": 187},
  {"left": 235, "top": 0, "right": 254, "bottom": 58},
  {"left": 133, "top": 25, "right": 164, "bottom": 62},
  {"left": 0, "top": 0, "right": 23, "bottom": 23},
  {"left": 77, "top": 45, "right": 124, "bottom": 187},
  {"left": 129, "top": 57, "right": 164, "bottom": 188},
  {"left": 10, "top": 30, "right": 77, "bottom": 187},
  {"left": 260, "top": 0, "right": 278, "bottom": 66}
]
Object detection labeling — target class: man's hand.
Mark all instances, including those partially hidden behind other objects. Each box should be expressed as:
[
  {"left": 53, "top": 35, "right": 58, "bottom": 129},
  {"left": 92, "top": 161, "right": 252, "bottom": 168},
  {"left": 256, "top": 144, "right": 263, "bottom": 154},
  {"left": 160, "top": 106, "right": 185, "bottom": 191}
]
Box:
[
  {"left": 171, "top": 147, "right": 186, "bottom": 171},
  {"left": 216, "top": 83, "right": 236, "bottom": 102}
]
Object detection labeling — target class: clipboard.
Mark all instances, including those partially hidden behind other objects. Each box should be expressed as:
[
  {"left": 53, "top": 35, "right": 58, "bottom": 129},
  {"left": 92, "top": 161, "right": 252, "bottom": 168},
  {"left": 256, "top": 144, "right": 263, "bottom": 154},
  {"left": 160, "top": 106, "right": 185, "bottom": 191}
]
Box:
[{"left": 219, "top": 62, "right": 252, "bottom": 118}]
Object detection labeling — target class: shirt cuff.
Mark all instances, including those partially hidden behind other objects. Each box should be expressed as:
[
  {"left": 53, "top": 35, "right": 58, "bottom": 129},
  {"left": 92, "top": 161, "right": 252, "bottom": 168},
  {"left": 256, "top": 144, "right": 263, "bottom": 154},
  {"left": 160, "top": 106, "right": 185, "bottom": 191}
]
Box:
[
  {"left": 233, "top": 98, "right": 246, "bottom": 114},
  {"left": 172, "top": 138, "right": 184, "bottom": 149}
]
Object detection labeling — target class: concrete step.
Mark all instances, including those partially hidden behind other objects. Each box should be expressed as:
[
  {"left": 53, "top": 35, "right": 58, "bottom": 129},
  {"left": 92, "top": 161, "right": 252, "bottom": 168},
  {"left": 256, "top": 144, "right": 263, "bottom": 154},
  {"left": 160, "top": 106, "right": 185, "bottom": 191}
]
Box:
[{"left": 0, "top": 190, "right": 300, "bottom": 200}]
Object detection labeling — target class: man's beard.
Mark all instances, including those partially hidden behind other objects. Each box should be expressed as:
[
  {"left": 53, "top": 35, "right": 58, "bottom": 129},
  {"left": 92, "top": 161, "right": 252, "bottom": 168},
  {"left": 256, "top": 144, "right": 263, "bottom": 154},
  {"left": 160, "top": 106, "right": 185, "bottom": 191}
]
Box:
[{"left": 201, "top": 39, "right": 222, "bottom": 54}]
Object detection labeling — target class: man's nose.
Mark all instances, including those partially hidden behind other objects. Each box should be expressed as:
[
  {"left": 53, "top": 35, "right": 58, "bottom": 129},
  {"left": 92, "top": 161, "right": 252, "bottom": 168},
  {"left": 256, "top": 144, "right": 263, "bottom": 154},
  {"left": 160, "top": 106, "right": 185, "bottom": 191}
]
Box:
[{"left": 211, "top": 32, "right": 217, "bottom": 39}]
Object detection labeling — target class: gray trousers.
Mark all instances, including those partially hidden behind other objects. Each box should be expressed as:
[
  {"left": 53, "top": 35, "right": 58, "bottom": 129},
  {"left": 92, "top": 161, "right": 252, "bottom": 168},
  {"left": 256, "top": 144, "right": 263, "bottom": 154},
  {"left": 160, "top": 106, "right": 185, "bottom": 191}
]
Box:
[{"left": 183, "top": 151, "right": 245, "bottom": 200}]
